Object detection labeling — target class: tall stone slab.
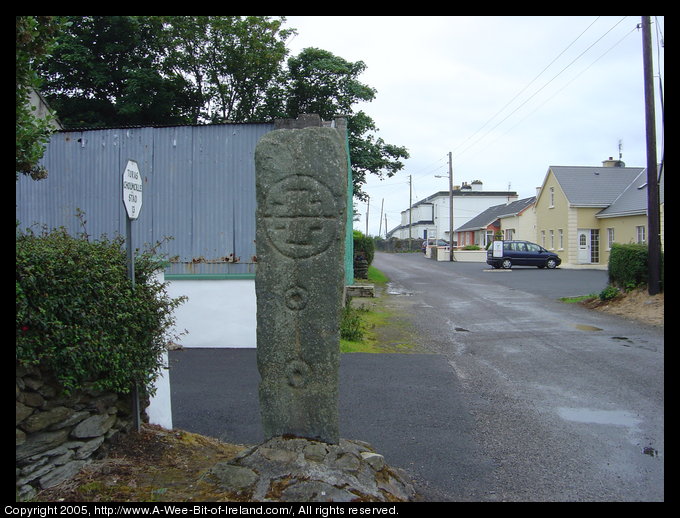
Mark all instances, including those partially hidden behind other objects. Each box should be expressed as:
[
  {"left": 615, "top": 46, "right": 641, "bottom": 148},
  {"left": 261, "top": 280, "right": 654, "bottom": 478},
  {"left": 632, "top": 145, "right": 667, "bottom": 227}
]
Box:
[{"left": 255, "top": 125, "right": 348, "bottom": 444}]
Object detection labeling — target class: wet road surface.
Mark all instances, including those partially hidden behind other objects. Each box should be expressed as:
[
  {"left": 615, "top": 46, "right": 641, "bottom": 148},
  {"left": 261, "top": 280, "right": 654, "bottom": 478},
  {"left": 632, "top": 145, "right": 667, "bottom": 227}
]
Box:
[{"left": 169, "top": 253, "right": 664, "bottom": 501}]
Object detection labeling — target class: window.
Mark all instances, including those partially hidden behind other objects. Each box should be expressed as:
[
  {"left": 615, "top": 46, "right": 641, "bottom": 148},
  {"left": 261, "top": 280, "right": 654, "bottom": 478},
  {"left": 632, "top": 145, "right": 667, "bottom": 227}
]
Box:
[
  {"left": 590, "top": 229, "right": 600, "bottom": 263},
  {"left": 484, "top": 230, "right": 494, "bottom": 247},
  {"left": 541, "top": 230, "right": 546, "bottom": 248},
  {"left": 607, "top": 228, "right": 615, "bottom": 249},
  {"left": 549, "top": 230, "right": 554, "bottom": 249},
  {"left": 549, "top": 187, "right": 555, "bottom": 208},
  {"left": 558, "top": 229, "right": 564, "bottom": 250},
  {"left": 636, "top": 226, "right": 646, "bottom": 244},
  {"left": 505, "top": 228, "right": 514, "bottom": 240}
]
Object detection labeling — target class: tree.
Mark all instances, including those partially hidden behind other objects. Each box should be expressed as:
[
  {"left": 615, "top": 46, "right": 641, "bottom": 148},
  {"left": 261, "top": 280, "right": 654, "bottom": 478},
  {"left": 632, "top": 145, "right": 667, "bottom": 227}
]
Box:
[
  {"left": 160, "top": 16, "right": 295, "bottom": 123},
  {"left": 279, "top": 48, "right": 409, "bottom": 200},
  {"left": 38, "top": 16, "right": 197, "bottom": 128},
  {"left": 36, "top": 17, "right": 408, "bottom": 197},
  {"left": 16, "top": 16, "right": 62, "bottom": 180}
]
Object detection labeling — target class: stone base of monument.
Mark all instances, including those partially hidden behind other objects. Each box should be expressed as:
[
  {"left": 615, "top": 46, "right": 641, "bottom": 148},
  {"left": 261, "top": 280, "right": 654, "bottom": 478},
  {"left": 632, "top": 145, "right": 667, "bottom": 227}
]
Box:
[{"left": 201, "top": 435, "right": 416, "bottom": 502}]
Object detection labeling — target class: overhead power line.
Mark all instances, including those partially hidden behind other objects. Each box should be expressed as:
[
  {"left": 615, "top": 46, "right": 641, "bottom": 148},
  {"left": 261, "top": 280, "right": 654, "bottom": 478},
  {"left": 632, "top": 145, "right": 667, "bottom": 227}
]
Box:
[{"left": 453, "top": 16, "right": 629, "bottom": 163}]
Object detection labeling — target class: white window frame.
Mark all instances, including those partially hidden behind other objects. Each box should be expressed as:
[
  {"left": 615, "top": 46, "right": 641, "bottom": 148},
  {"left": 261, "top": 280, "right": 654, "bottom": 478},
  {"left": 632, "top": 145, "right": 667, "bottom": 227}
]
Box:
[{"left": 607, "top": 228, "right": 615, "bottom": 249}]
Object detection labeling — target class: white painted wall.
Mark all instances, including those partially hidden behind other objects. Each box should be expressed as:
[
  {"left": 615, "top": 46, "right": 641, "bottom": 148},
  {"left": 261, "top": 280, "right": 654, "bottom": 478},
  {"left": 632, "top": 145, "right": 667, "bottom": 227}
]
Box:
[
  {"left": 146, "top": 276, "right": 257, "bottom": 429},
  {"left": 147, "top": 351, "right": 172, "bottom": 429},
  {"left": 396, "top": 192, "right": 518, "bottom": 240},
  {"left": 165, "top": 279, "right": 257, "bottom": 348}
]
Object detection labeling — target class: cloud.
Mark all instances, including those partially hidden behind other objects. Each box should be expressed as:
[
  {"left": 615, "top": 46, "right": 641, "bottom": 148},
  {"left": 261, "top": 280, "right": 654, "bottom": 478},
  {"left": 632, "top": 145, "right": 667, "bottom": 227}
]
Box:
[{"left": 283, "top": 16, "right": 664, "bottom": 236}]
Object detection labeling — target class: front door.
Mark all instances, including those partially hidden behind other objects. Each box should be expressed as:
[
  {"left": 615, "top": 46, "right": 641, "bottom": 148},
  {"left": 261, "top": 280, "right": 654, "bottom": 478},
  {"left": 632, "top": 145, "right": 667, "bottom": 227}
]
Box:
[{"left": 577, "top": 230, "right": 591, "bottom": 263}]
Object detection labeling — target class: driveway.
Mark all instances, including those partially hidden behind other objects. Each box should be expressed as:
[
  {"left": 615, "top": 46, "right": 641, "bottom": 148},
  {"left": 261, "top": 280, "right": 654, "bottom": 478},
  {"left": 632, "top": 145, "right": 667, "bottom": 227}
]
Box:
[{"left": 169, "top": 252, "right": 664, "bottom": 501}]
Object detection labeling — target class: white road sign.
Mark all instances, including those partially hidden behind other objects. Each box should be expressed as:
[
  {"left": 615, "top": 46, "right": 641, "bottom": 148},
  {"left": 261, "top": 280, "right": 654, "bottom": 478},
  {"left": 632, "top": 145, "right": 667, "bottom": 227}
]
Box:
[{"left": 122, "top": 159, "right": 143, "bottom": 219}]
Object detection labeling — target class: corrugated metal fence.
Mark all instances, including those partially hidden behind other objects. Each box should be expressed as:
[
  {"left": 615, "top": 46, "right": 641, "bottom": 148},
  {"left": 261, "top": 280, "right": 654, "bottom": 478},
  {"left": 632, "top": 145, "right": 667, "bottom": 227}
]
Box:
[{"left": 16, "top": 124, "right": 274, "bottom": 276}]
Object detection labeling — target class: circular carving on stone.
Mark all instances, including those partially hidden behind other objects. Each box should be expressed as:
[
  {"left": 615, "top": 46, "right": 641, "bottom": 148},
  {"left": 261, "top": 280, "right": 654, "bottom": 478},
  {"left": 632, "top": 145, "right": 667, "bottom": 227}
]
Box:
[
  {"left": 262, "top": 175, "right": 338, "bottom": 259},
  {"left": 285, "top": 285, "right": 308, "bottom": 311},
  {"left": 286, "top": 360, "right": 310, "bottom": 388}
]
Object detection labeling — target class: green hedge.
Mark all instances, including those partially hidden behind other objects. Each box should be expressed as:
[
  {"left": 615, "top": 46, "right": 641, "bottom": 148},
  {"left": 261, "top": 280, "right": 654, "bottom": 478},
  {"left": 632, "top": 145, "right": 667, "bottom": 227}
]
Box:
[
  {"left": 608, "top": 243, "right": 664, "bottom": 290},
  {"left": 353, "top": 230, "right": 375, "bottom": 265},
  {"left": 16, "top": 227, "right": 185, "bottom": 395}
]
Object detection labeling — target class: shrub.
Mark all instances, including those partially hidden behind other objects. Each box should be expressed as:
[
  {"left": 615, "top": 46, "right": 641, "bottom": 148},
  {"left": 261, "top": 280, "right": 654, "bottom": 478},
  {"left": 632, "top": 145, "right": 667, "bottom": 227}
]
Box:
[
  {"left": 353, "top": 230, "right": 375, "bottom": 265},
  {"left": 608, "top": 243, "right": 646, "bottom": 290},
  {"left": 340, "top": 301, "right": 366, "bottom": 342},
  {"left": 599, "top": 284, "right": 620, "bottom": 301},
  {"left": 16, "top": 226, "right": 185, "bottom": 395}
]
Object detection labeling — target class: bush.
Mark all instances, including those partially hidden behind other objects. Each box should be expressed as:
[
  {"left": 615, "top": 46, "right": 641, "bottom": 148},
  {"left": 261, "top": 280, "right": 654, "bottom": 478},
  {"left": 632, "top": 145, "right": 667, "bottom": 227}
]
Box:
[
  {"left": 16, "top": 226, "right": 185, "bottom": 395},
  {"left": 599, "top": 284, "right": 620, "bottom": 301},
  {"left": 353, "top": 230, "right": 375, "bottom": 265},
  {"left": 340, "top": 301, "right": 366, "bottom": 342},
  {"left": 608, "top": 243, "right": 646, "bottom": 290}
]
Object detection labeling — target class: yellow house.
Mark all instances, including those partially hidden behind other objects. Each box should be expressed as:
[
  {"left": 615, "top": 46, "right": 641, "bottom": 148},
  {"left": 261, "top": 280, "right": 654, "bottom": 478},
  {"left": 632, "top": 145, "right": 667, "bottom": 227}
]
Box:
[{"left": 534, "top": 160, "right": 663, "bottom": 268}]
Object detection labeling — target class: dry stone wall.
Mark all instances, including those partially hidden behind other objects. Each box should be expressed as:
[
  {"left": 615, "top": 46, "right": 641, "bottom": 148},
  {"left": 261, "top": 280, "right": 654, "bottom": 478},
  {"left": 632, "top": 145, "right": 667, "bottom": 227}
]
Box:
[{"left": 16, "top": 362, "right": 139, "bottom": 500}]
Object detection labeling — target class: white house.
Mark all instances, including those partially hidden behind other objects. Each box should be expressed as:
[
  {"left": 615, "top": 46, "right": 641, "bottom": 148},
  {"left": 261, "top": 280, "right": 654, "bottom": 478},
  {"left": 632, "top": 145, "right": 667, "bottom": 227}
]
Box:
[{"left": 387, "top": 181, "right": 518, "bottom": 244}]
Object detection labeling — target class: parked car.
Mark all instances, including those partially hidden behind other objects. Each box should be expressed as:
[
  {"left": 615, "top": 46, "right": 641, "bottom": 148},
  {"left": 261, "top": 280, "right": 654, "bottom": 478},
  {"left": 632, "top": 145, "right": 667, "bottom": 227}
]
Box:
[{"left": 486, "top": 240, "right": 561, "bottom": 269}]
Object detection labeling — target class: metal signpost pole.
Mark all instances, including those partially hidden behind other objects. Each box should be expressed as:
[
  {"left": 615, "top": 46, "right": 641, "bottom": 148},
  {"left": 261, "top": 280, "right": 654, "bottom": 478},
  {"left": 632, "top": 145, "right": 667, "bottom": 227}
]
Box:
[{"left": 122, "top": 159, "right": 143, "bottom": 431}]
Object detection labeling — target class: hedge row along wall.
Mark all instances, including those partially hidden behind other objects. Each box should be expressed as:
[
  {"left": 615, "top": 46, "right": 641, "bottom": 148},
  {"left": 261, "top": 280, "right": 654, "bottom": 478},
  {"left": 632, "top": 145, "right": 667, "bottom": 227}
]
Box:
[
  {"left": 16, "top": 226, "right": 184, "bottom": 499},
  {"left": 608, "top": 243, "right": 664, "bottom": 290},
  {"left": 16, "top": 362, "right": 144, "bottom": 500}
]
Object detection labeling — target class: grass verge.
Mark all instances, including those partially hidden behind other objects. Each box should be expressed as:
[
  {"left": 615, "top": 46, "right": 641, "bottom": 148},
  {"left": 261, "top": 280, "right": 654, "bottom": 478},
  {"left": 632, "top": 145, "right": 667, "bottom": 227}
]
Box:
[
  {"left": 559, "top": 294, "right": 597, "bottom": 304},
  {"left": 340, "top": 266, "right": 424, "bottom": 354}
]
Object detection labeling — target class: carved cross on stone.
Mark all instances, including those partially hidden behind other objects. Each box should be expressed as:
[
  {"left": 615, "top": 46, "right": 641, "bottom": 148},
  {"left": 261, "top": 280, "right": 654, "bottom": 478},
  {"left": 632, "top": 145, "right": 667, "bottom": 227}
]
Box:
[{"left": 255, "top": 124, "right": 348, "bottom": 444}]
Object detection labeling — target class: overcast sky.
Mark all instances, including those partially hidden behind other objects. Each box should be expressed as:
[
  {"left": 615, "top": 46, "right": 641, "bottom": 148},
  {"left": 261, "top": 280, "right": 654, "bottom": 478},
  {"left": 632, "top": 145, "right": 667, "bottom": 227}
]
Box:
[{"left": 282, "top": 16, "right": 665, "bottom": 237}]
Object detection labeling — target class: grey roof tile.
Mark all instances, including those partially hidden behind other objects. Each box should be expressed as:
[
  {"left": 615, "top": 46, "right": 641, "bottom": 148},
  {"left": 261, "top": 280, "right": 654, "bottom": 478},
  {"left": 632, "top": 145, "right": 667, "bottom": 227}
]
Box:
[{"left": 550, "top": 166, "right": 644, "bottom": 207}]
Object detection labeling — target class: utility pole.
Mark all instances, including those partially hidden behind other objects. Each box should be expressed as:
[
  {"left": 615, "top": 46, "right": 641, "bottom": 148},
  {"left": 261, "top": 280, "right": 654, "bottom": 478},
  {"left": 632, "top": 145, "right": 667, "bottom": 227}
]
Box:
[
  {"left": 641, "top": 16, "right": 661, "bottom": 295},
  {"left": 408, "top": 175, "right": 412, "bottom": 251},
  {"left": 448, "top": 152, "right": 454, "bottom": 261},
  {"left": 365, "top": 195, "right": 370, "bottom": 236},
  {"left": 378, "top": 198, "right": 384, "bottom": 237}
]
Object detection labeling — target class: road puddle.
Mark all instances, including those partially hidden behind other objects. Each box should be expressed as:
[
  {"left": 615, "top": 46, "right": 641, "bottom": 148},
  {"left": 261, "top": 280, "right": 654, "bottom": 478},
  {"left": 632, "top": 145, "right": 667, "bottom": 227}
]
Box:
[
  {"left": 557, "top": 407, "right": 641, "bottom": 428},
  {"left": 574, "top": 324, "right": 603, "bottom": 332},
  {"left": 386, "top": 282, "right": 413, "bottom": 296}
]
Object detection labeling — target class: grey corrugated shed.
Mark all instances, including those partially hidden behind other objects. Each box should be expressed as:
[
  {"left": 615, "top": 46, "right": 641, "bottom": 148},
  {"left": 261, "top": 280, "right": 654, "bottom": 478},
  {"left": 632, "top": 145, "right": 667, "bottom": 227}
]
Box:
[{"left": 16, "top": 123, "right": 274, "bottom": 275}]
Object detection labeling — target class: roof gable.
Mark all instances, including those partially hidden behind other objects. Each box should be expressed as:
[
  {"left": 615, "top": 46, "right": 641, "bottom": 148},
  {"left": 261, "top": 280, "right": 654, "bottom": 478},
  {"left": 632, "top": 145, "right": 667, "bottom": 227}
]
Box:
[
  {"left": 597, "top": 164, "right": 664, "bottom": 218},
  {"left": 455, "top": 197, "right": 535, "bottom": 231},
  {"left": 549, "top": 166, "right": 644, "bottom": 207}
]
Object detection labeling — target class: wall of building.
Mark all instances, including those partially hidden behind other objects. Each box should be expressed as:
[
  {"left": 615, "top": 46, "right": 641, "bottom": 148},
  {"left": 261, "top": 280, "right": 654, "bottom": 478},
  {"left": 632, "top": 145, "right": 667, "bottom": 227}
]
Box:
[
  {"left": 500, "top": 208, "right": 536, "bottom": 242},
  {"left": 394, "top": 190, "right": 518, "bottom": 241},
  {"left": 16, "top": 121, "right": 351, "bottom": 351},
  {"left": 535, "top": 173, "right": 571, "bottom": 261},
  {"left": 165, "top": 277, "right": 257, "bottom": 348}
]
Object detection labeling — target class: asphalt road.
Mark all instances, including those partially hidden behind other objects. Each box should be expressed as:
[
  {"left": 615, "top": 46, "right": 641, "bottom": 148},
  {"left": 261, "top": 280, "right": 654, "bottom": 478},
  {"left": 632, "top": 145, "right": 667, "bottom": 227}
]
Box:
[{"left": 169, "top": 252, "right": 664, "bottom": 502}]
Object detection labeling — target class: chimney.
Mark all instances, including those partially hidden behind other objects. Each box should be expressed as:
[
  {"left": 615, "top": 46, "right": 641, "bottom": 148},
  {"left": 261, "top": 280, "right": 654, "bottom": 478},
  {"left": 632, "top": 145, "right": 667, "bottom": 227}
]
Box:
[{"left": 602, "top": 156, "right": 626, "bottom": 167}]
